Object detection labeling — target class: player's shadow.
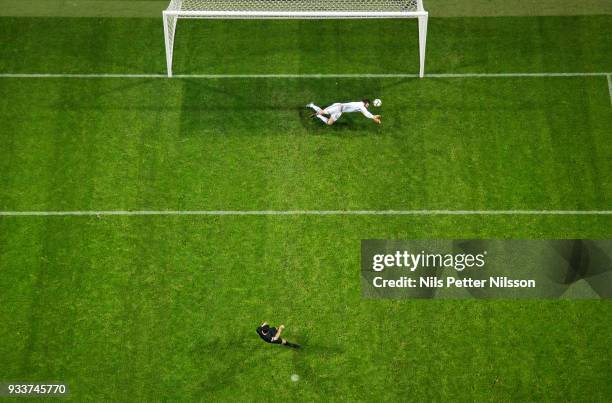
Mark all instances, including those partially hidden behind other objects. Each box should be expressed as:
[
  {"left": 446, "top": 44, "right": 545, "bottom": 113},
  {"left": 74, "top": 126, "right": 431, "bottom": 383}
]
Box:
[
  {"left": 176, "top": 81, "right": 317, "bottom": 138},
  {"left": 295, "top": 333, "right": 343, "bottom": 355}
]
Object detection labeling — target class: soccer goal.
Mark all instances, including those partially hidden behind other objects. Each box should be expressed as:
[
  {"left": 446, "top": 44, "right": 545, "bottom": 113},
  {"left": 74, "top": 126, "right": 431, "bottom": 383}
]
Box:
[{"left": 163, "top": 0, "right": 429, "bottom": 78}]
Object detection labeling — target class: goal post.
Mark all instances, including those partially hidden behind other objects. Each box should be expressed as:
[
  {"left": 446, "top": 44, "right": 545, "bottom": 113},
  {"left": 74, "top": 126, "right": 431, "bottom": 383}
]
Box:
[{"left": 163, "top": 0, "right": 428, "bottom": 78}]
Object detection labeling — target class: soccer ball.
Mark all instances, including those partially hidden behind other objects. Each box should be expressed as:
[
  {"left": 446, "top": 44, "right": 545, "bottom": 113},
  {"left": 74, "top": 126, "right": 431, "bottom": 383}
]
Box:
[{"left": 373, "top": 99, "right": 382, "bottom": 107}]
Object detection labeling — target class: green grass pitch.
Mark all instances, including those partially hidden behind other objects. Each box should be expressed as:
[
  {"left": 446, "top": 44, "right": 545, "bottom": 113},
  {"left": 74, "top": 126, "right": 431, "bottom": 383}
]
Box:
[{"left": 1, "top": 9, "right": 611, "bottom": 402}]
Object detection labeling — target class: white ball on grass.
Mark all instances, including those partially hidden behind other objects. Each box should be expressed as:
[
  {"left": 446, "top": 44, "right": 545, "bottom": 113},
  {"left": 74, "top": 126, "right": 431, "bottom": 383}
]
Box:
[
  {"left": 373, "top": 99, "right": 382, "bottom": 107},
  {"left": 291, "top": 374, "right": 300, "bottom": 382}
]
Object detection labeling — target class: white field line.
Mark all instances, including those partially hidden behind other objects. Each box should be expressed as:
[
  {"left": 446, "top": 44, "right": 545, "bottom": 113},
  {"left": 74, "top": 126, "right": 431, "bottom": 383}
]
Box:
[
  {"left": 0, "top": 72, "right": 611, "bottom": 79},
  {"left": 0, "top": 210, "right": 611, "bottom": 217},
  {"left": 608, "top": 74, "right": 612, "bottom": 107}
]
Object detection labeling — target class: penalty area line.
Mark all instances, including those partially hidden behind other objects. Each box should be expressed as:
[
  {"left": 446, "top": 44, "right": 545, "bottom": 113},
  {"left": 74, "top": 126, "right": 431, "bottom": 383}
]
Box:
[{"left": 0, "top": 210, "right": 611, "bottom": 217}]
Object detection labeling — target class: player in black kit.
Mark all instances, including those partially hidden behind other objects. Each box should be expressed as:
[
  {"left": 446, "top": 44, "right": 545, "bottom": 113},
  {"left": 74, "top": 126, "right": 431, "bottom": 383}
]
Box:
[{"left": 256, "top": 322, "right": 300, "bottom": 348}]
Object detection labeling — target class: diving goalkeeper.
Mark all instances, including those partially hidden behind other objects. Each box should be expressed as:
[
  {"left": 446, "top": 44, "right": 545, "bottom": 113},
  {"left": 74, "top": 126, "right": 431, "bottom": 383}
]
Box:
[{"left": 307, "top": 99, "right": 381, "bottom": 125}]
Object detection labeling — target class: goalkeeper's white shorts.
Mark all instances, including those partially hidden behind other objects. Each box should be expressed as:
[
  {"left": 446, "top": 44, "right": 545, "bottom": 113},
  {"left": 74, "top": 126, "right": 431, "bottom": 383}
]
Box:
[{"left": 325, "top": 103, "right": 343, "bottom": 121}]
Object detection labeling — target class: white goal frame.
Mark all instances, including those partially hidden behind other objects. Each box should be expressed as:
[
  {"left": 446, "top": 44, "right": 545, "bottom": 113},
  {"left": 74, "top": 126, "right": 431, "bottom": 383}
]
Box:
[{"left": 163, "top": 0, "right": 428, "bottom": 78}]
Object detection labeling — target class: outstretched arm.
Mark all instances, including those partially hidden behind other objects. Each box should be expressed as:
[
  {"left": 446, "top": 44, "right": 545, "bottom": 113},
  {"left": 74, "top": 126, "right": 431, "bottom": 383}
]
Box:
[
  {"left": 358, "top": 104, "right": 374, "bottom": 119},
  {"left": 359, "top": 104, "right": 381, "bottom": 124}
]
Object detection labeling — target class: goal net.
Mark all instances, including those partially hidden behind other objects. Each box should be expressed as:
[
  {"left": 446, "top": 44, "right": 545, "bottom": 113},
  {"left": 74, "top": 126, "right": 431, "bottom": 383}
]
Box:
[{"left": 163, "top": 0, "right": 428, "bottom": 77}]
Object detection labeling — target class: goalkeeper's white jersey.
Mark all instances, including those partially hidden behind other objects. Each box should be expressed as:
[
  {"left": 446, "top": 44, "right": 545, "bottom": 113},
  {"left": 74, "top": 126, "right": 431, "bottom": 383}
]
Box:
[{"left": 336, "top": 102, "right": 375, "bottom": 119}]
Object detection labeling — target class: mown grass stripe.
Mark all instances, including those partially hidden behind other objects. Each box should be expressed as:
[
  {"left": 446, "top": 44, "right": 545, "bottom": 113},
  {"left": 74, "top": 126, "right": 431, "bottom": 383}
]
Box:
[{"left": 608, "top": 74, "right": 612, "bottom": 107}]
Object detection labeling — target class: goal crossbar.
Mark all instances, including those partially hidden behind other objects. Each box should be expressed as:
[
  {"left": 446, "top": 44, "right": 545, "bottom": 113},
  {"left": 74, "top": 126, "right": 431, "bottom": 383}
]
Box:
[
  {"left": 163, "top": 0, "right": 428, "bottom": 77},
  {"left": 165, "top": 11, "right": 427, "bottom": 18}
]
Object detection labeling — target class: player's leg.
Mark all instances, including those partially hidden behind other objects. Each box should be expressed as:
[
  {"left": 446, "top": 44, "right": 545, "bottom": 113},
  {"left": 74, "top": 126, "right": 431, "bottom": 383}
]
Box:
[
  {"left": 307, "top": 103, "right": 324, "bottom": 114},
  {"left": 323, "top": 105, "right": 342, "bottom": 126},
  {"left": 281, "top": 339, "right": 301, "bottom": 348},
  {"left": 327, "top": 111, "right": 342, "bottom": 125},
  {"left": 307, "top": 103, "right": 331, "bottom": 123},
  {"left": 317, "top": 115, "right": 329, "bottom": 124}
]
